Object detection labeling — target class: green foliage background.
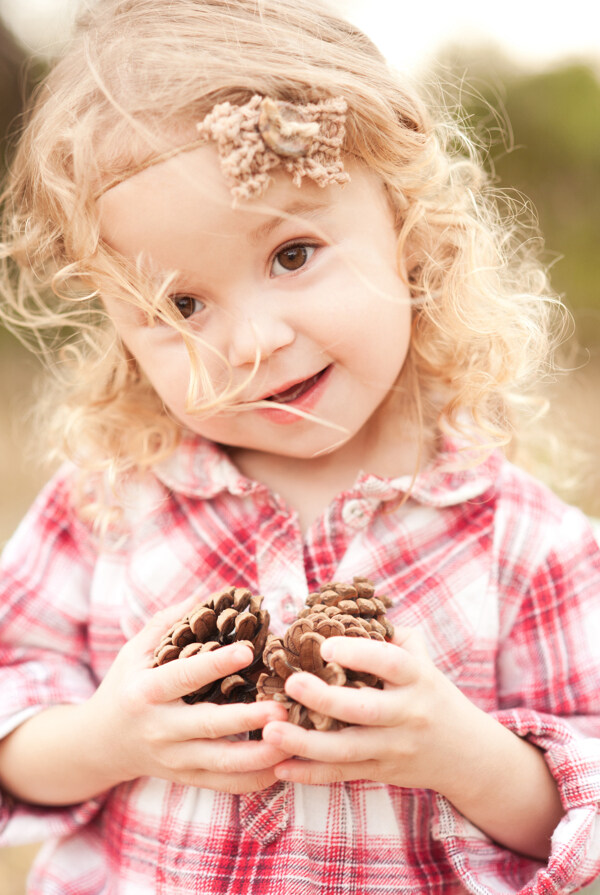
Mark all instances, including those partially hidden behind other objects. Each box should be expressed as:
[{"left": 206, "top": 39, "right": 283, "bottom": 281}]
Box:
[{"left": 451, "top": 56, "right": 600, "bottom": 334}]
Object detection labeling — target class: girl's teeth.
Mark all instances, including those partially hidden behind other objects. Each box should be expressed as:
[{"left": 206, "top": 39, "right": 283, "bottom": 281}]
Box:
[{"left": 268, "top": 371, "right": 322, "bottom": 403}]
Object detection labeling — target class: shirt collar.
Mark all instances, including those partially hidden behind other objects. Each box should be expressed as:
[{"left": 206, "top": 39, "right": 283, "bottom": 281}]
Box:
[{"left": 153, "top": 432, "right": 502, "bottom": 508}]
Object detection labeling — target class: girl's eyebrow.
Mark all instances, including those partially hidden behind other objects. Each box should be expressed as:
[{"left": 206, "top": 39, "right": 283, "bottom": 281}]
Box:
[
  {"left": 143, "top": 198, "right": 333, "bottom": 289},
  {"left": 247, "top": 199, "right": 330, "bottom": 244}
]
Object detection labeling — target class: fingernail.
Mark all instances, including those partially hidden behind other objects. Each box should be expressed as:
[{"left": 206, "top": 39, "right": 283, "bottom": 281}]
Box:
[
  {"left": 232, "top": 644, "right": 252, "bottom": 662},
  {"left": 264, "top": 726, "right": 282, "bottom": 746},
  {"left": 320, "top": 641, "right": 334, "bottom": 660},
  {"left": 286, "top": 673, "right": 306, "bottom": 694}
]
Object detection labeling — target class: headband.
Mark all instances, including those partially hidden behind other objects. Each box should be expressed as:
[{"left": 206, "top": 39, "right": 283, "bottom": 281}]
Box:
[{"left": 97, "top": 95, "right": 350, "bottom": 200}]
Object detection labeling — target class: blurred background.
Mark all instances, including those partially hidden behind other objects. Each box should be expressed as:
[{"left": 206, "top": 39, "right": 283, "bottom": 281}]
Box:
[{"left": 0, "top": 0, "right": 599, "bottom": 891}]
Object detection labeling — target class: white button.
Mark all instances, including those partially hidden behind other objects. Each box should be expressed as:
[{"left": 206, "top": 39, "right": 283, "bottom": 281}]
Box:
[
  {"left": 280, "top": 595, "right": 301, "bottom": 624},
  {"left": 342, "top": 498, "right": 372, "bottom": 528}
]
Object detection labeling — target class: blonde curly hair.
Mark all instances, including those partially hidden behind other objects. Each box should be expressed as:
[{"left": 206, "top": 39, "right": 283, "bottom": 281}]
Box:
[{"left": 0, "top": 0, "right": 564, "bottom": 489}]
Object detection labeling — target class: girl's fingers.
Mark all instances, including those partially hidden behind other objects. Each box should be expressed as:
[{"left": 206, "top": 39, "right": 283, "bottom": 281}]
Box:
[
  {"left": 274, "top": 758, "right": 376, "bottom": 786},
  {"left": 141, "top": 642, "right": 254, "bottom": 703},
  {"left": 320, "top": 633, "right": 426, "bottom": 686},
  {"left": 182, "top": 768, "right": 280, "bottom": 794},
  {"left": 263, "top": 718, "right": 377, "bottom": 763},
  {"left": 175, "top": 699, "right": 288, "bottom": 740},
  {"left": 169, "top": 736, "right": 291, "bottom": 775},
  {"left": 282, "top": 672, "right": 401, "bottom": 727}
]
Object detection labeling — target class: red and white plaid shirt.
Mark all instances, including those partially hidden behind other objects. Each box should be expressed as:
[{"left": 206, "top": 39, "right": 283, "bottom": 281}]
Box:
[{"left": 1, "top": 434, "right": 600, "bottom": 894}]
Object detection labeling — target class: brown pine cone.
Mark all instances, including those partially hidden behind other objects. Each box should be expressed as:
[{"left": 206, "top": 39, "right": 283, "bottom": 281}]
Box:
[
  {"left": 153, "top": 586, "right": 270, "bottom": 705},
  {"left": 256, "top": 577, "right": 393, "bottom": 731}
]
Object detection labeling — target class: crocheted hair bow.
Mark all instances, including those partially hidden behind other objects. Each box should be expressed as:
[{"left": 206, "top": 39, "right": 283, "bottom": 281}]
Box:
[{"left": 97, "top": 95, "right": 350, "bottom": 200}]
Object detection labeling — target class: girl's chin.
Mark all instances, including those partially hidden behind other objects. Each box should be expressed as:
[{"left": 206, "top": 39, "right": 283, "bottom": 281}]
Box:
[{"left": 215, "top": 428, "right": 353, "bottom": 461}]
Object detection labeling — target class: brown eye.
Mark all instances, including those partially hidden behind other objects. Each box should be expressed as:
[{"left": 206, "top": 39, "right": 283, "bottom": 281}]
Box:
[
  {"left": 271, "top": 244, "right": 315, "bottom": 276},
  {"left": 171, "top": 295, "right": 204, "bottom": 319}
]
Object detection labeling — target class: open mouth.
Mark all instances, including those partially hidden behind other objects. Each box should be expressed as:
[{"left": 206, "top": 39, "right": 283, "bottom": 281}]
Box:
[{"left": 265, "top": 366, "right": 330, "bottom": 404}]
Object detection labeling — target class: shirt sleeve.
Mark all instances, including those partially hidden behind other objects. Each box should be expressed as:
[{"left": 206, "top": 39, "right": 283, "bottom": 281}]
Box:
[
  {"left": 0, "top": 467, "right": 107, "bottom": 846},
  {"left": 433, "top": 491, "right": 600, "bottom": 895}
]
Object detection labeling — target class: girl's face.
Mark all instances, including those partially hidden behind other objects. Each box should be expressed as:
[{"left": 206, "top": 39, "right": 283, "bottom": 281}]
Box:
[{"left": 99, "top": 146, "right": 412, "bottom": 461}]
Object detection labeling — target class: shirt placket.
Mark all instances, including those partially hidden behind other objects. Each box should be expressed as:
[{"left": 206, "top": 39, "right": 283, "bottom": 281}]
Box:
[
  {"left": 237, "top": 493, "right": 304, "bottom": 843},
  {"left": 304, "top": 489, "right": 382, "bottom": 590},
  {"left": 250, "top": 493, "right": 308, "bottom": 636},
  {"left": 239, "top": 487, "right": 384, "bottom": 846}
]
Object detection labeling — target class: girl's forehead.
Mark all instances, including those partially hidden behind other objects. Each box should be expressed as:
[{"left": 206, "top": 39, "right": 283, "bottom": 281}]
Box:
[
  {"left": 98, "top": 145, "right": 382, "bottom": 255},
  {"left": 98, "top": 143, "right": 234, "bottom": 230}
]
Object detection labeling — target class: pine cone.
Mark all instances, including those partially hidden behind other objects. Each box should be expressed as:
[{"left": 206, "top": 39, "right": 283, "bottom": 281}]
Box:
[
  {"left": 153, "top": 586, "right": 270, "bottom": 705},
  {"left": 256, "top": 577, "right": 393, "bottom": 731}
]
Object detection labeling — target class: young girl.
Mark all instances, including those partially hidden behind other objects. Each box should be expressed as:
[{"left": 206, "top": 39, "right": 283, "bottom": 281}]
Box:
[{"left": 0, "top": 1, "right": 599, "bottom": 892}]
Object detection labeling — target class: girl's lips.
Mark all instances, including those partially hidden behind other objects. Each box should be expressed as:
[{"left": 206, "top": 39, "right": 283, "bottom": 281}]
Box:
[
  {"left": 265, "top": 367, "right": 329, "bottom": 404},
  {"left": 257, "top": 365, "right": 332, "bottom": 422}
]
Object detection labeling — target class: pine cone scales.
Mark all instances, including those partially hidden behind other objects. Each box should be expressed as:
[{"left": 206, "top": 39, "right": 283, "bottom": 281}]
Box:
[
  {"left": 153, "top": 586, "right": 270, "bottom": 704},
  {"left": 256, "top": 578, "right": 393, "bottom": 731}
]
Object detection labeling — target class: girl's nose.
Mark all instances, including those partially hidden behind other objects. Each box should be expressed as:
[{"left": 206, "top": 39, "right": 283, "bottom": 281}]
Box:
[{"left": 227, "top": 313, "right": 295, "bottom": 367}]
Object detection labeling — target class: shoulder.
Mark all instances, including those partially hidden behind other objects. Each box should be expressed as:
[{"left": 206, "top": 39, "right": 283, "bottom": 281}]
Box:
[
  {"left": 494, "top": 458, "right": 572, "bottom": 515},
  {"left": 491, "top": 457, "right": 596, "bottom": 557},
  {"left": 1, "top": 459, "right": 169, "bottom": 563},
  {"left": 5, "top": 461, "right": 84, "bottom": 536},
  {"left": 486, "top": 458, "right": 600, "bottom": 619},
  {"left": 0, "top": 463, "right": 94, "bottom": 565}
]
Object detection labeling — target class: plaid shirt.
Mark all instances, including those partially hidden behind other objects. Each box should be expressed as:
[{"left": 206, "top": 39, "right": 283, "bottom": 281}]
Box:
[{"left": 1, "top": 434, "right": 600, "bottom": 894}]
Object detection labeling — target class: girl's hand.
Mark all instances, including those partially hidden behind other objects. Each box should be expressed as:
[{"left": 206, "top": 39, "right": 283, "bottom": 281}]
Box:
[
  {"left": 83, "top": 600, "right": 291, "bottom": 794},
  {"left": 261, "top": 627, "right": 565, "bottom": 861},
  {"left": 261, "top": 628, "right": 483, "bottom": 796}
]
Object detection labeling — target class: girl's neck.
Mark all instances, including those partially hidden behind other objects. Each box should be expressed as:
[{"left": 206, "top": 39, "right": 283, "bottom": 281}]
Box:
[{"left": 227, "top": 413, "right": 424, "bottom": 533}]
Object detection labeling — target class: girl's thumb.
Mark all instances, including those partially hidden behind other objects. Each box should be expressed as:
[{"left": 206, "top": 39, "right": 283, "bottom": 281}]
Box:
[{"left": 391, "top": 625, "right": 430, "bottom": 660}]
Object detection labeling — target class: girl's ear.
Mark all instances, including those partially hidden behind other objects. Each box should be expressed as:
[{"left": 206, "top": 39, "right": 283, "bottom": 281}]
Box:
[
  {"left": 405, "top": 256, "right": 422, "bottom": 289},
  {"left": 395, "top": 222, "right": 423, "bottom": 289},
  {"left": 396, "top": 236, "right": 419, "bottom": 288}
]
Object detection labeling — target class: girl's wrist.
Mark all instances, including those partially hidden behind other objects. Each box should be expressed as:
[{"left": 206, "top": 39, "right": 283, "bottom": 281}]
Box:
[
  {"left": 414, "top": 671, "right": 490, "bottom": 801},
  {"left": 78, "top": 693, "right": 139, "bottom": 791},
  {"left": 427, "top": 698, "right": 564, "bottom": 859},
  {"left": 0, "top": 701, "right": 130, "bottom": 806}
]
